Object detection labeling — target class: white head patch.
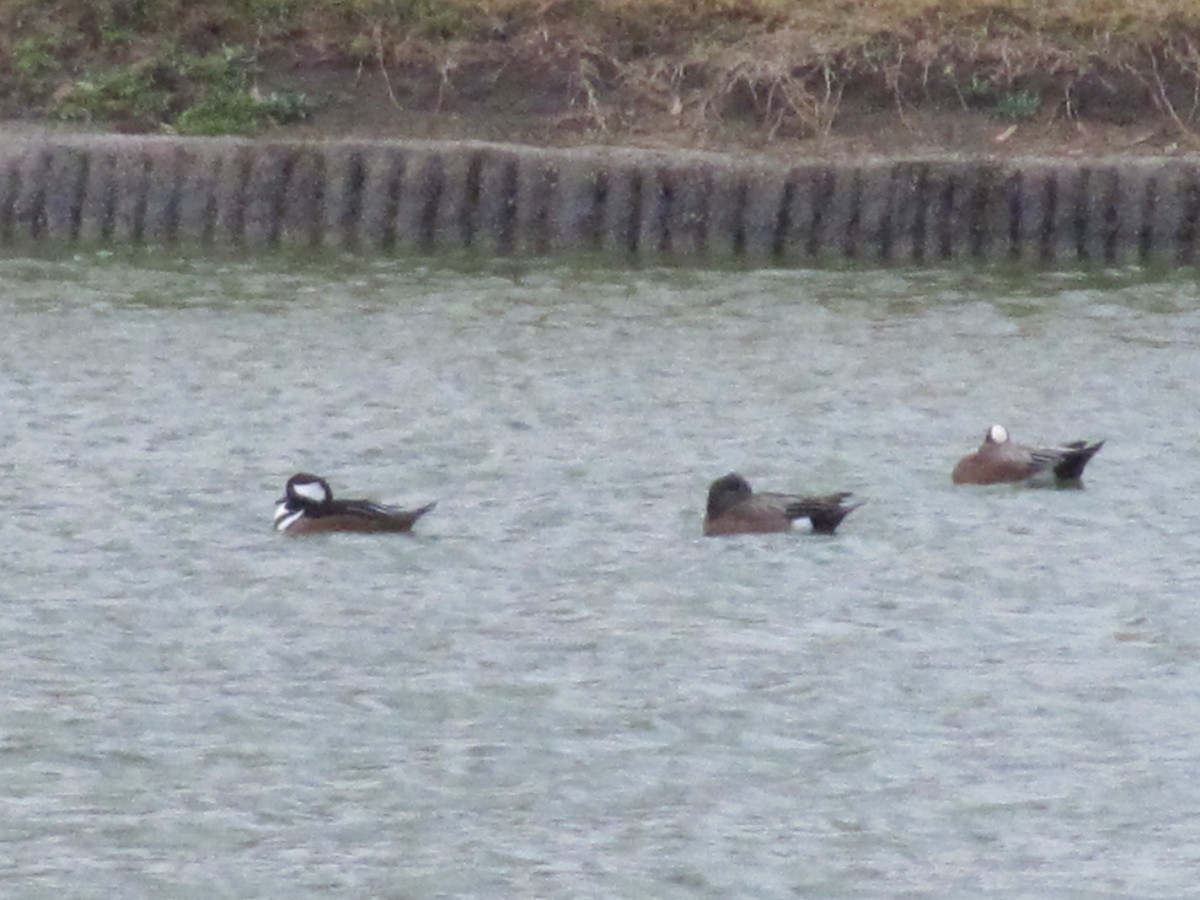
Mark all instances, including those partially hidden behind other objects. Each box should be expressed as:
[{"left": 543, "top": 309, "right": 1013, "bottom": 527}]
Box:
[
  {"left": 988, "top": 424, "right": 1009, "bottom": 444},
  {"left": 291, "top": 479, "right": 329, "bottom": 504}
]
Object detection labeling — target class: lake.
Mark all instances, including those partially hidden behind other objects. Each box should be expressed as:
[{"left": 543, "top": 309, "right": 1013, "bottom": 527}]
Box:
[{"left": 2, "top": 251, "right": 1199, "bottom": 897}]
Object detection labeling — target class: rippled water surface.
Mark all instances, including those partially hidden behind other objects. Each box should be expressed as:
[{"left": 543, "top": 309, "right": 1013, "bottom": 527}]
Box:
[{"left": 4, "top": 252, "right": 1200, "bottom": 897}]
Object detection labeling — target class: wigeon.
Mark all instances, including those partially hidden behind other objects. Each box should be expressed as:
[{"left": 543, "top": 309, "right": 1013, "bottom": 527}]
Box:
[
  {"left": 952, "top": 425, "right": 1104, "bottom": 487},
  {"left": 704, "top": 472, "right": 862, "bottom": 536}
]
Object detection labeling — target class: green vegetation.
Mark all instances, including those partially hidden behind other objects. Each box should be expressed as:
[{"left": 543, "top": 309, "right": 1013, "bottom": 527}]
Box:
[
  {"left": 46, "top": 47, "right": 311, "bottom": 133},
  {"left": 0, "top": 0, "right": 1198, "bottom": 137},
  {"left": 960, "top": 75, "right": 1042, "bottom": 122}
]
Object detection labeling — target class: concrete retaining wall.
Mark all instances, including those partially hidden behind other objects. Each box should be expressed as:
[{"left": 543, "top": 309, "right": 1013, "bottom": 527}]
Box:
[{"left": 1, "top": 134, "right": 1198, "bottom": 266}]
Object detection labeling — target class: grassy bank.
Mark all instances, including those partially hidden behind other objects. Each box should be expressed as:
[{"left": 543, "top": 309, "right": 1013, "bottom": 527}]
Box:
[{"left": 2, "top": 0, "right": 1200, "bottom": 144}]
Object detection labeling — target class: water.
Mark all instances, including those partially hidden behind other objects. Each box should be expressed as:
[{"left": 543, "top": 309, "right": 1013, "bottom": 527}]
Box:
[{"left": 3, "top": 252, "right": 1200, "bottom": 898}]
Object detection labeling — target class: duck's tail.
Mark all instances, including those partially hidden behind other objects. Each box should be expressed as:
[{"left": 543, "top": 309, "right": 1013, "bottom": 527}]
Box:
[
  {"left": 789, "top": 493, "right": 864, "bottom": 535},
  {"left": 1049, "top": 440, "right": 1105, "bottom": 483}
]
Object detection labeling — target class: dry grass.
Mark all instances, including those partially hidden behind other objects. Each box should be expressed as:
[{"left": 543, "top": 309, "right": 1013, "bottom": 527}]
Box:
[{"left": 2, "top": 0, "right": 1200, "bottom": 140}]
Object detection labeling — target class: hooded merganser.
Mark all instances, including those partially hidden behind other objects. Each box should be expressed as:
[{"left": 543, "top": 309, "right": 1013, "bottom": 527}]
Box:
[
  {"left": 704, "top": 472, "right": 862, "bottom": 536},
  {"left": 273, "top": 473, "right": 436, "bottom": 535},
  {"left": 952, "top": 424, "right": 1104, "bottom": 487}
]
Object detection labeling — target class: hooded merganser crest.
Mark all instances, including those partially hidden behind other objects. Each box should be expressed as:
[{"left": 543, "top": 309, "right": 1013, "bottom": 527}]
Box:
[
  {"left": 952, "top": 424, "right": 1105, "bottom": 487},
  {"left": 273, "top": 473, "right": 436, "bottom": 535},
  {"left": 704, "top": 473, "right": 863, "bottom": 536}
]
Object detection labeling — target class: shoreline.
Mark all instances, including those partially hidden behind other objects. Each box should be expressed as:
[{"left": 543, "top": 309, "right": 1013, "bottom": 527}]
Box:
[{"left": 3, "top": 3, "right": 1200, "bottom": 161}]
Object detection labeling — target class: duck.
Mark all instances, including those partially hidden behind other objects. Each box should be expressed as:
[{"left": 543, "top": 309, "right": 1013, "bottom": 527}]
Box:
[
  {"left": 273, "top": 473, "right": 436, "bottom": 535},
  {"left": 704, "top": 472, "right": 862, "bottom": 536},
  {"left": 952, "top": 424, "right": 1104, "bottom": 487}
]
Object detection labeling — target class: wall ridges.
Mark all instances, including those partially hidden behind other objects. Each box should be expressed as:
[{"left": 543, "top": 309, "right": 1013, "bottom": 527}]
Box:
[{"left": 0, "top": 134, "right": 1197, "bottom": 266}]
